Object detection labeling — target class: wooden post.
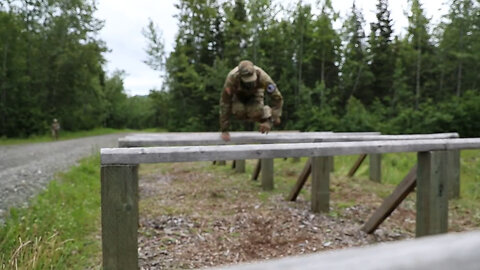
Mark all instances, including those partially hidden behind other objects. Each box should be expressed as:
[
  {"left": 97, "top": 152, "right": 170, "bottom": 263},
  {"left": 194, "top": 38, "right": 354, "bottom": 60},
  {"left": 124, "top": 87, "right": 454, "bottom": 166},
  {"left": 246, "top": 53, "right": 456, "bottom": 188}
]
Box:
[
  {"left": 447, "top": 150, "right": 460, "bottom": 199},
  {"left": 101, "top": 165, "right": 139, "bottom": 270},
  {"left": 362, "top": 165, "right": 417, "bottom": 234},
  {"left": 347, "top": 154, "right": 367, "bottom": 177},
  {"left": 416, "top": 151, "right": 448, "bottom": 237},
  {"left": 261, "top": 158, "right": 274, "bottom": 190},
  {"left": 369, "top": 154, "right": 381, "bottom": 183},
  {"left": 287, "top": 158, "right": 312, "bottom": 201},
  {"left": 311, "top": 156, "right": 330, "bottom": 213},
  {"left": 235, "top": 160, "right": 246, "bottom": 173},
  {"left": 251, "top": 159, "right": 261, "bottom": 181}
]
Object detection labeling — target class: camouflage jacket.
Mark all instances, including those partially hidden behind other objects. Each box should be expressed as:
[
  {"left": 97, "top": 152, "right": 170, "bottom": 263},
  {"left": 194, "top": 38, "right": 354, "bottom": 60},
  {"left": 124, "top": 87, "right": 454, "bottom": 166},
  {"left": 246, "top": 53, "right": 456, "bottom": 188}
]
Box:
[{"left": 220, "top": 66, "right": 283, "bottom": 132}]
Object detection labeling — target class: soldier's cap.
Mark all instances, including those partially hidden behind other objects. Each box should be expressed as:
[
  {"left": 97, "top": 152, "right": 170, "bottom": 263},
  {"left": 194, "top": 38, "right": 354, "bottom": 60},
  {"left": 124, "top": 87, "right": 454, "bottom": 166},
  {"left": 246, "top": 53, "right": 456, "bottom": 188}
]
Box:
[{"left": 238, "top": 60, "right": 257, "bottom": 83}]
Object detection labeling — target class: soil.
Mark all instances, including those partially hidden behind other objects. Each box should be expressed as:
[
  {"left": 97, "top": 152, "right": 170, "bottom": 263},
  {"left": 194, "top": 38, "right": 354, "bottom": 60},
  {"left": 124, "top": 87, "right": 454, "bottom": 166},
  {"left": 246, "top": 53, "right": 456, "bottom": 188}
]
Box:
[{"left": 137, "top": 161, "right": 418, "bottom": 269}]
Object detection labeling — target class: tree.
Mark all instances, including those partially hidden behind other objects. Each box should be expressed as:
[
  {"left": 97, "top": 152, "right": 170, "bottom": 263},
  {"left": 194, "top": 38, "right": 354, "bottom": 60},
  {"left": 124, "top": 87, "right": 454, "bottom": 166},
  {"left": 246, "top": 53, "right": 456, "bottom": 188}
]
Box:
[
  {"left": 339, "top": 1, "right": 372, "bottom": 109},
  {"left": 368, "top": 0, "right": 394, "bottom": 104}
]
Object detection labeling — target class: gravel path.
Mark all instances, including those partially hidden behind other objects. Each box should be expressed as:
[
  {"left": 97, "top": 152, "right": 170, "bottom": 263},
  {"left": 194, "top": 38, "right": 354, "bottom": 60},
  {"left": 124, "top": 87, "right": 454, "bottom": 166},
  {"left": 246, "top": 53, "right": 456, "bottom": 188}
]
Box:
[{"left": 0, "top": 133, "right": 128, "bottom": 224}]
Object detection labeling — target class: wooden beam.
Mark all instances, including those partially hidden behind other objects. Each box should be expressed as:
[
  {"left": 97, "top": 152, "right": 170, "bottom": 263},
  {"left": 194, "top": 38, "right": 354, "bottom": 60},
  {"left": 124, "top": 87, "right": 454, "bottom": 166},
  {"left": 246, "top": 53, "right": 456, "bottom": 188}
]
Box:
[
  {"left": 287, "top": 158, "right": 312, "bottom": 201},
  {"left": 369, "top": 154, "right": 382, "bottom": 183},
  {"left": 101, "top": 138, "right": 480, "bottom": 165},
  {"left": 251, "top": 159, "right": 261, "bottom": 181},
  {"left": 362, "top": 165, "right": 417, "bottom": 234},
  {"left": 214, "top": 231, "right": 480, "bottom": 270},
  {"left": 311, "top": 156, "right": 330, "bottom": 213},
  {"left": 347, "top": 154, "right": 367, "bottom": 177},
  {"left": 417, "top": 151, "right": 449, "bottom": 237},
  {"left": 261, "top": 158, "right": 274, "bottom": 190},
  {"left": 118, "top": 133, "right": 459, "bottom": 147},
  {"left": 101, "top": 165, "right": 139, "bottom": 270}
]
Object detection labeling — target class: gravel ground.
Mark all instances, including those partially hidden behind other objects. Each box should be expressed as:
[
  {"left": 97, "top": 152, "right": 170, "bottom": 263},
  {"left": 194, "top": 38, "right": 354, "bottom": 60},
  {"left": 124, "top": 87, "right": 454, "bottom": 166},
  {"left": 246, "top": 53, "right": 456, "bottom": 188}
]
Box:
[{"left": 0, "top": 134, "right": 128, "bottom": 224}]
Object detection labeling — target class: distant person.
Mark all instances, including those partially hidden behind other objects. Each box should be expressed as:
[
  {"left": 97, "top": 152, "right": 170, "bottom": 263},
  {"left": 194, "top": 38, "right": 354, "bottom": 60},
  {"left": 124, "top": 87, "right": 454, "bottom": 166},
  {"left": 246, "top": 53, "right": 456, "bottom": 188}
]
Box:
[
  {"left": 51, "top": 118, "right": 60, "bottom": 140},
  {"left": 220, "top": 60, "right": 283, "bottom": 141}
]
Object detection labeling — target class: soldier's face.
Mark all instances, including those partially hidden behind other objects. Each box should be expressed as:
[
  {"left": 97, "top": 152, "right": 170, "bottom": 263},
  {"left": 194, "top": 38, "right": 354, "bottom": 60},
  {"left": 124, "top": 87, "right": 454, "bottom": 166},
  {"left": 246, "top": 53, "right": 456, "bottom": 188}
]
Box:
[{"left": 241, "top": 81, "right": 256, "bottom": 90}]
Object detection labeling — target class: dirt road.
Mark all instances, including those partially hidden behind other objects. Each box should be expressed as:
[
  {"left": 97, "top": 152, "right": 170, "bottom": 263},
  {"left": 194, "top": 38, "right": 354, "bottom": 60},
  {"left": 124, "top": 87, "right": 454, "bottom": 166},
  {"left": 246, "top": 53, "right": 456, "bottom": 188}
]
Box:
[{"left": 0, "top": 134, "right": 127, "bottom": 223}]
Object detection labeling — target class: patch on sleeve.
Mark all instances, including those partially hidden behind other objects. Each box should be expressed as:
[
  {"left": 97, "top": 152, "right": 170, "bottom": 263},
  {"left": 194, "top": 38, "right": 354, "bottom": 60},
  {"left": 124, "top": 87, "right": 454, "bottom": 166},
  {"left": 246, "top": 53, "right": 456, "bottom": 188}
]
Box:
[
  {"left": 224, "top": 87, "right": 231, "bottom": 95},
  {"left": 266, "top": 84, "right": 276, "bottom": 93}
]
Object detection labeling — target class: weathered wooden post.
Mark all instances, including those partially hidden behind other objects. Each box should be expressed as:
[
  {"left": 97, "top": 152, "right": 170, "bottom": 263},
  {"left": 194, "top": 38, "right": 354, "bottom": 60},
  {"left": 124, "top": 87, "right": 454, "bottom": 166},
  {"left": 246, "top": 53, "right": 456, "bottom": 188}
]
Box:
[
  {"left": 261, "top": 158, "right": 274, "bottom": 190},
  {"left": 416, "top": 151, "right": 448, "bottom": 237},
  {"left": 311, "top": 156, "right": 330, "bottom": 213},
  {"left": 101, "top": 165, "right": 139, "bottom": 270},
  {"left": 235, "top": 160, "right": 246, "bottom": 173},
  {"left": 447, "top": 150, "right": 460, "bottom": 199},
  {"left": 369, "top": 154, "right": 381, "bottom": 182}
]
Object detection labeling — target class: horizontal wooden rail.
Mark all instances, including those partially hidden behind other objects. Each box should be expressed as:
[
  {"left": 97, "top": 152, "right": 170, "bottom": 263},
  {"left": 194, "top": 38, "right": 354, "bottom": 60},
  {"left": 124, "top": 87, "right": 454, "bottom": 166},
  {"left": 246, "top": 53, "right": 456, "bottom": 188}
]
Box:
[
  {"left": 117, "top": 132, "right": 456, "bottom": 147},
  {"left": 102, "top": 138, "right": 477, "bottom": 165},
  {"left": 209, "top": 231, "right": 480, "bottom": 270}
]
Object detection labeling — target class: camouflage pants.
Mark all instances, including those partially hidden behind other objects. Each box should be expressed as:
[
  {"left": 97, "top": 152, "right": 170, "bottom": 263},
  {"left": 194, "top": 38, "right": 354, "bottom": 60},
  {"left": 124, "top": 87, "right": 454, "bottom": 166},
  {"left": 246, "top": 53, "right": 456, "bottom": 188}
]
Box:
[{"left": 231, "top": 89, "right": 271, "bottom": 122}]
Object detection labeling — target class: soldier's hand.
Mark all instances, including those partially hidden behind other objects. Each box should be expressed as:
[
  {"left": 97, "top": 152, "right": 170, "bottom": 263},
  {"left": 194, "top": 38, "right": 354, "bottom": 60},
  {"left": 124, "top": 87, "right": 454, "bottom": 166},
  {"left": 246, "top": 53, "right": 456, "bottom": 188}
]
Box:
[
  {"left": 273, "top": 118, "right": 281, "bottom": 126},
  {"left": 259, "top": 122, "right": 271, "bottom": 134},
  {"left": 221, "top": 132, "right": 231, "bottom": 141}
]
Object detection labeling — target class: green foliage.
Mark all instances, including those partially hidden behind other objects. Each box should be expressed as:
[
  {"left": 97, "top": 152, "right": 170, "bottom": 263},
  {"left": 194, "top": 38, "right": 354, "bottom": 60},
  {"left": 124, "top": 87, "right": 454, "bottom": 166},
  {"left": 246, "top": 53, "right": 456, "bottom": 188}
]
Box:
[{"left": 0, "top": 156, "right": 102, "bottom": 269}]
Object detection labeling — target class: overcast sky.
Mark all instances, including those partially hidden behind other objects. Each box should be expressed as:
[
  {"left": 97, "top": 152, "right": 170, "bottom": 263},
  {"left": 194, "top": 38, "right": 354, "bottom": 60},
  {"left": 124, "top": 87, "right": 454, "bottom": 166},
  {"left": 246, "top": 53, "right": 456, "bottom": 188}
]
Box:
[{"left": 95, "top": 0, "right": 447, "bottom": 96}]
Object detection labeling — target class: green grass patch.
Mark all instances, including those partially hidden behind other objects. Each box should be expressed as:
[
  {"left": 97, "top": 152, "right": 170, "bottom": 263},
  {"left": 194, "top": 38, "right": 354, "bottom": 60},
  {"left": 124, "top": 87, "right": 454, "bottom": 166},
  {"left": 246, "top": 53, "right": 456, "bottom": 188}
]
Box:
[{"left": 0, "top": 155, "right": 102, "bottom": 270}]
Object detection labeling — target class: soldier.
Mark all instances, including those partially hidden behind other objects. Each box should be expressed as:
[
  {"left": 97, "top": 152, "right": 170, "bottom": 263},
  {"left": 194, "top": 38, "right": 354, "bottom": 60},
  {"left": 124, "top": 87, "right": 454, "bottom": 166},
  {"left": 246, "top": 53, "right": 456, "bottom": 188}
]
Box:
[
  {"left": 220, "top": 60, "right": 283, "bottom": 141},
  {"left": 51, "top": 118, "right": 60, "bottom": 140}
]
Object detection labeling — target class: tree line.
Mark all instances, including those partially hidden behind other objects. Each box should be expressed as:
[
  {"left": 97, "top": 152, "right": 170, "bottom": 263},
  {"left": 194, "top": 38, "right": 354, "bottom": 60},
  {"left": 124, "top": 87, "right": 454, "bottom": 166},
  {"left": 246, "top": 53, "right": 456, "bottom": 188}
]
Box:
[
  {"left": 1, "top": 0, "right": 480, "bottom": 137},
  {"left": 146, "top": 0, "right": 480, "bottom": 136},
  {"left": 0, "top": 0, "right": 156, "bottom": 137}
]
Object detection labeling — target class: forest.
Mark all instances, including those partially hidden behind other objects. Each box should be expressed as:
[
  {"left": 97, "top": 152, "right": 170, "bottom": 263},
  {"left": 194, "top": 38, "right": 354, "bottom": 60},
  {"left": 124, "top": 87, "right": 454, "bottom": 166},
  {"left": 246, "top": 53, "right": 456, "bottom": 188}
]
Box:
[{"left": 1, "top": 0, "right": 480, "bottom": 137}]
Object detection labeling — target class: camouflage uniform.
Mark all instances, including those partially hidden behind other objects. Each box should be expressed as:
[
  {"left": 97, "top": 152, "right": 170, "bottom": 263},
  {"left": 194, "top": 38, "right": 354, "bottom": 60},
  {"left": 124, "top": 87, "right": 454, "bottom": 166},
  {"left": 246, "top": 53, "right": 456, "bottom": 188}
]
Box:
[
  {"left": 51, "top": 119, "right": 60, "bottom": 140},
  {"left": 220, "top": 60, "right": 283, "bottom": 132}
]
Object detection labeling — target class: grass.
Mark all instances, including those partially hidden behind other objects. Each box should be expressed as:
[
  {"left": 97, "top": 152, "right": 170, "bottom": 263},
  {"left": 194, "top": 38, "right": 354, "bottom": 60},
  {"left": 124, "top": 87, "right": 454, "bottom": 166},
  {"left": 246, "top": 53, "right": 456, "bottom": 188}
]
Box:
[
  {"left": 0, "top": 155, "right": 102, "bottom": 270},
  {"left": 0, "top": 127, "right": 167, "bottom": 146}
]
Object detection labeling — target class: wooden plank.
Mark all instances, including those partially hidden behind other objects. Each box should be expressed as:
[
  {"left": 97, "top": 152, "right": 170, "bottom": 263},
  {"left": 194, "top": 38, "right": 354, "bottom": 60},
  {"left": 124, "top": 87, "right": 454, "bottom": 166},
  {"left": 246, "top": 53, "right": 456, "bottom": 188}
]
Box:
[
  {"left": 287, "top": 158, "right": 312, "bottom": 201},
  {"left": 101, "top": 165, "right": 139, "bottom": 270},
  {"left": 369, "top": 154, "right": 382, "bottom": 182},
  {"left": 311, "top": 156, "right": 330, "bottom": 213},
  {"left": 118, "top": 133, "right": 459, "bottom": 147},
  {"left": 101, "top": 138, "right": 480, "bottom": 165},
  {"left": 416, "top": 151, "right": 449, "bottom": 237},
  {"left": 362, "top": 165, "right": 417, "bottom": 234},
  {"left": 261, "top": 158, "right": 274, "bottom": 190},
  {"left": 447, "top": 150, "right": 460, "bottom": 199},
  {"left": 251, "top": 159, "right": 261, "bottom": 181},
  {"left": 347, "top": 154, "right": 367, "bottom": 177},
  {"left": 235, "top": 160, "right": 246, "bottom": 173},
  {"left": 211, "top": 231, "right": 480, "bottom": 270}
]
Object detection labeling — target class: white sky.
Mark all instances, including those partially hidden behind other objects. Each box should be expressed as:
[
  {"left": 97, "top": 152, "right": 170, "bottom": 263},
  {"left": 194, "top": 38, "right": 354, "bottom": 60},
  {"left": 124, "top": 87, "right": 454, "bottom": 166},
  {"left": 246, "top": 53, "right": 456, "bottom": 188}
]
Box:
[{"left": 95, "top": 0, "right": 447, "bottom": 96}]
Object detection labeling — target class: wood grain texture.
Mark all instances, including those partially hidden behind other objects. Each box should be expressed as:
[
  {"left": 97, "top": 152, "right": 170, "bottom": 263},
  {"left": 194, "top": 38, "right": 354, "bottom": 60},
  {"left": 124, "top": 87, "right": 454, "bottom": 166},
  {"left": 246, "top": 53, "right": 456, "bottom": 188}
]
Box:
[
  {"left": 101, "top": 165, "right": 139, "bottom": 270},
  {"left": 311, "top": 157, "right": 330, "bottom": 213},
  {"left": 118, "top": 132, "right": 457, "bottom": 147},
  {"left": 369, "top": 154, "right": 382, "bottom": 183},
  {"left": 416, "top": 151, "right": 448, "bottom": 237},
  {"left": 261, "top": 158, "right": 274, "bottom": 190},
  {"left": 102, "top": 138, "right": 480, "bottom": 165}
]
